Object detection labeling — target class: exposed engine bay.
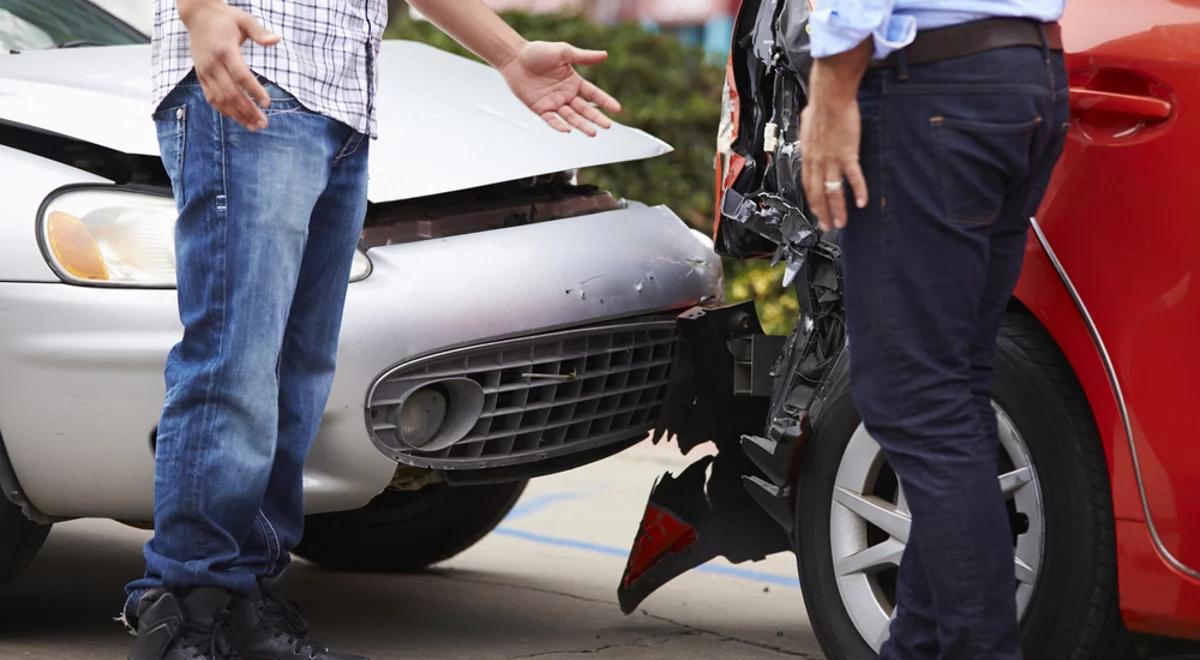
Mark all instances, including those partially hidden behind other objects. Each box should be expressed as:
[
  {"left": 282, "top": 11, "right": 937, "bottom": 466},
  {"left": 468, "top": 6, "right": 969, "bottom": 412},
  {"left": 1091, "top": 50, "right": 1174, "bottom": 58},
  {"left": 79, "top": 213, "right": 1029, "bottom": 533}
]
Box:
[
  {"left": 619, "top": 0, "right": 850, "bottom": 611},
  {"left": 362, "top": 174, "right": 620, "bottom": 247}
]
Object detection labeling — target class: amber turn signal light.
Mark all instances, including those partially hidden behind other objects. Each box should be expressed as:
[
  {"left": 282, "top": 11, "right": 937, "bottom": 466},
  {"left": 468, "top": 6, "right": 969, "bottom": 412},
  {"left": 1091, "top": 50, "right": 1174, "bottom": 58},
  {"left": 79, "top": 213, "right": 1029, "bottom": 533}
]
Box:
[{"left": 45, "top": 210, "right": 109, "bottom": 281}]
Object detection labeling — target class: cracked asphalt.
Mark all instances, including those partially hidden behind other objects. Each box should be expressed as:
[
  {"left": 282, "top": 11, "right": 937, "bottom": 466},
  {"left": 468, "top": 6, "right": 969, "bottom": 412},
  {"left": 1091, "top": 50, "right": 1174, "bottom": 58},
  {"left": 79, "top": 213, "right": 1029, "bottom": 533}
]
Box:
[{"left": 0, "top": 440, "right": 820, "bottom": 659}]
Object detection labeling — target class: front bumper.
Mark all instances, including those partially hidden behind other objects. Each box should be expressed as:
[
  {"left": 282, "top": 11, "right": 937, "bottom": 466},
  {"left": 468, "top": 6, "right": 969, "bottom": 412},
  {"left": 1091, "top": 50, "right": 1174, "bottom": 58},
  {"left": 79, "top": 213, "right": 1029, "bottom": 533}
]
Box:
[{"left": 0, "top": 203, "right": 722, "bottom": 520}]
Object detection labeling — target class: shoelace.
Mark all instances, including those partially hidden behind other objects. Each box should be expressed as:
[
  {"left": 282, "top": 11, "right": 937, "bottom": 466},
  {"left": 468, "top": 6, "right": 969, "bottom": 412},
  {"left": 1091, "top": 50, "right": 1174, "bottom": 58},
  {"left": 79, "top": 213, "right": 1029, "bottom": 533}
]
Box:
[
  {"left": 179, "top": 608, "right": 239, "bottom": 660},
  {"left": 263, "top": 597, "right": 329, "bottom": 659}
]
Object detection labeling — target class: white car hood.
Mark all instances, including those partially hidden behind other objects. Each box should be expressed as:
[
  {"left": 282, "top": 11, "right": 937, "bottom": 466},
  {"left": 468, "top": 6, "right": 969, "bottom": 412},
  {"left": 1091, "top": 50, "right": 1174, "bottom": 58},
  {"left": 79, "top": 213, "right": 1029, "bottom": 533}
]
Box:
[{"left": 0, "top": 42, "right": 671, "bottom": 202}]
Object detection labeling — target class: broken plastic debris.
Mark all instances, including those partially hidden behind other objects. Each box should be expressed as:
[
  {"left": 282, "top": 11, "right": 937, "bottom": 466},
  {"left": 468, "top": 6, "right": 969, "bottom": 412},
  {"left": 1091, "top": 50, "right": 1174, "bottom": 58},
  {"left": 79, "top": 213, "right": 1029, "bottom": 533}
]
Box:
[{"left": 763, "top": 122, "right": 780, "bottom": 152}]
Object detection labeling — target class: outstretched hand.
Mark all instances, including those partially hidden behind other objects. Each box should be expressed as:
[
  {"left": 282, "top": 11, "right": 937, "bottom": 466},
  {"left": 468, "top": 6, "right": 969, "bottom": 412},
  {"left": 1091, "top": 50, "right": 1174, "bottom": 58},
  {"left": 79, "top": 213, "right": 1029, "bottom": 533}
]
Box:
[{"left": 499, "top": 41, "right": 622, "bottom": 137}]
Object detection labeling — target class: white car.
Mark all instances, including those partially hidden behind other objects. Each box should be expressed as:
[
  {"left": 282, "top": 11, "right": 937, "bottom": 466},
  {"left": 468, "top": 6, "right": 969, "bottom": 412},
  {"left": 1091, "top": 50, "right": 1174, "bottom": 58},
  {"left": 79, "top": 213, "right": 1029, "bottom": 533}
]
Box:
[{"left": 0, "top": 0, "right": 721, "bottom": 580}]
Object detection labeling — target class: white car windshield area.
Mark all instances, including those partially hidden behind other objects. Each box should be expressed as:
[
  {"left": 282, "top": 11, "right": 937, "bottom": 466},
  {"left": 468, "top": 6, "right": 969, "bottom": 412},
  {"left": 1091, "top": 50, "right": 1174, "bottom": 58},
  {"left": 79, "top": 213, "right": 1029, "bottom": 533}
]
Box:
[{"left": 0, "top": 0, "right": 146, "bottom": 52}]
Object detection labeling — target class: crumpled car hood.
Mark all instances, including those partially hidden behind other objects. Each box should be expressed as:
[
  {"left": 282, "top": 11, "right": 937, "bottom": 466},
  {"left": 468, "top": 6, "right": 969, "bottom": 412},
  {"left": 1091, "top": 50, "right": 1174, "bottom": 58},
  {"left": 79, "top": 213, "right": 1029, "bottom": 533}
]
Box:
[{"left": 0, "top": 41, "right": 671, "bottom": 201}]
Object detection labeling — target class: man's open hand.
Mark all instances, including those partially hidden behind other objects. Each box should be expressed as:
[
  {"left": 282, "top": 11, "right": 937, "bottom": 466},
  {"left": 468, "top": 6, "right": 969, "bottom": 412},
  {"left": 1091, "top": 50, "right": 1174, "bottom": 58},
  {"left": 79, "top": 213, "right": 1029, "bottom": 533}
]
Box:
[
  {"left": 800, "top": 39, "right": 874, "bottom": 230},
  {"left": 499, "top": 41, "right": 622, "bottom": 137},
  {"left": 180, "top": 0, "right": 280, "bottom": 131},
  {"left": 800, "top": 95, "right": 868, "bottom": 231}
]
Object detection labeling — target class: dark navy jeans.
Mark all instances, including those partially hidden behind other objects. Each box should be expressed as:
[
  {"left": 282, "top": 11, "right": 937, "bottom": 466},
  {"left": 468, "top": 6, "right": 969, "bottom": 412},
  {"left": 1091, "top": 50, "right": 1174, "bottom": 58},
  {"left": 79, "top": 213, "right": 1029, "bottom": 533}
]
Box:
[
  {"left": 839, "top": 45, "right": 1069, "bottom": 659},
  {"left": 124, "top": 75, "right": 369, "bottom": 619}
]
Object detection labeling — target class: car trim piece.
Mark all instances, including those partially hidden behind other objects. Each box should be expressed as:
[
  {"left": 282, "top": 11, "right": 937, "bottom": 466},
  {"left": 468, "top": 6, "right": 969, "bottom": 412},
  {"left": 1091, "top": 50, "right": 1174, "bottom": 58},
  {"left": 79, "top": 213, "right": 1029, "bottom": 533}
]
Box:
[
  {"left": 363, "top": 317, "right": 680, "bottom": 471},
  {"left": 1029, "top": 216, "right": 1200, "bottom": 580}
]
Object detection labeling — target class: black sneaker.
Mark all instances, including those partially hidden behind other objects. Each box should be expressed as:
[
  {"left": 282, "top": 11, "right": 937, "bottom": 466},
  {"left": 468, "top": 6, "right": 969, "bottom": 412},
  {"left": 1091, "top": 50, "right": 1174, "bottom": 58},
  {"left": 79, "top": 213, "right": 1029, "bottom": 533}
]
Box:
[
  {"left": 128, "top": 587, "right": 240, "bottom": 660},
  {"left": 228, "top": 569, "right": 367, "bottom": 660}
]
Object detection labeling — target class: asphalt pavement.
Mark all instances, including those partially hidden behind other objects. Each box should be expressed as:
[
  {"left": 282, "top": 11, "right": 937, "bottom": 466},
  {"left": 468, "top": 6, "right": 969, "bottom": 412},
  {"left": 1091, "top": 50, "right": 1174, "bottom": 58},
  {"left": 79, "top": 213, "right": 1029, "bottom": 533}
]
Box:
[{"left": 0, "top": 440, "right": 820, "bottom": 659}]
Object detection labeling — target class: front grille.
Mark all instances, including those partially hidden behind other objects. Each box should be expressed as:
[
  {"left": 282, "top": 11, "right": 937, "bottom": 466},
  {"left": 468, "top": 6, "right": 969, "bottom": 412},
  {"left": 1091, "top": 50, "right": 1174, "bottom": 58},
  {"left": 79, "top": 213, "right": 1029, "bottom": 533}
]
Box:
[{"left": 367, "top": 320, "right": 678, "bottom": 470}]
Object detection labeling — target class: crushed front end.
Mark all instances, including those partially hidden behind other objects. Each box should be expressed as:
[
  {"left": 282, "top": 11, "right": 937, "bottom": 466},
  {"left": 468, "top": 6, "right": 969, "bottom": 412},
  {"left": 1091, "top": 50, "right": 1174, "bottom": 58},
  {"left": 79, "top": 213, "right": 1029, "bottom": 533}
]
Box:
[{"left": 617, "top": 0, "right": 848, "bottom": 611}]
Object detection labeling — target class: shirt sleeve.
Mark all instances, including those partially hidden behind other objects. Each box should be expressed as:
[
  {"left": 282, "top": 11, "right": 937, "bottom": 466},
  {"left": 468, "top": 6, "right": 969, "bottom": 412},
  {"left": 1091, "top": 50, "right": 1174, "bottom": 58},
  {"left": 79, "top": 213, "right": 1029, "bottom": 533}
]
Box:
[{"left": 808, "top": 0, "right": 919, "bottom": 60}]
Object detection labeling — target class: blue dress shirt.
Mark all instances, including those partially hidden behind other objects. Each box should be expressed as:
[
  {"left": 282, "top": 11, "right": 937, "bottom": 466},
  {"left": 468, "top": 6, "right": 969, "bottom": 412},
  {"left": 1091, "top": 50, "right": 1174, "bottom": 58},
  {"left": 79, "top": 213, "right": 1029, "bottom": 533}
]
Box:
[{"left": 808, "top": 0, "right": 1066, "bottom": 59}]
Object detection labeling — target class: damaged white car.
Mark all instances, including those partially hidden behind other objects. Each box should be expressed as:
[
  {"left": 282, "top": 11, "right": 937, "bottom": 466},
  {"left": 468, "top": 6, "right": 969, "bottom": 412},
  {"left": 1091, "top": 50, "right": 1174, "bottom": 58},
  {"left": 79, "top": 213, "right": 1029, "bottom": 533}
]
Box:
[{"left": 0, "top": 0, "right": 722, "bottom": 581}]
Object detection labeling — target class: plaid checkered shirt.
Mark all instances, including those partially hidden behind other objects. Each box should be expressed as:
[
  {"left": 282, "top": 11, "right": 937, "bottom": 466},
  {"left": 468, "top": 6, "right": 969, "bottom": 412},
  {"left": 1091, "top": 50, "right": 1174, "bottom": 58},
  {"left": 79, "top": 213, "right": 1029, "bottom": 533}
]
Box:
[{"left": 152, "top": 0, "right": 388, "bottom": 136}]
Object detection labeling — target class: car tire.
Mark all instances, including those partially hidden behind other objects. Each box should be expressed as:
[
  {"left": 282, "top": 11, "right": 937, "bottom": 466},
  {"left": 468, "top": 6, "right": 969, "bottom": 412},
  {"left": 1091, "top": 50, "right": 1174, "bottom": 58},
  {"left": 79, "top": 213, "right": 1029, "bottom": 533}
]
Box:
[
  {"left": 294, "top": 480, "right": 527, "bottom": 572},
  {"left": 0, "top": 493, "right": 50, "bottom": 586},
  {"left": 795, "top": 312, "right": 1132, "bottom": 659}
]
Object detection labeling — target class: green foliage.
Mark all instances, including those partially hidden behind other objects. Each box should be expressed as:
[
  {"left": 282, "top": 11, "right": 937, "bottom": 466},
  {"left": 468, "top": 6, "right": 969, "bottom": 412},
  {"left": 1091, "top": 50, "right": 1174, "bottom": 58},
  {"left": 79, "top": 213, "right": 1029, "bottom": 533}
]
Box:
[
  {"left": 387, "top": 11, "right": 721, "bottom": 228},
  {"left": 388, "top": 12, "right": 796, "bottom": 335},
  {"left": 725, "top": 260, "right": 800, "bottom": 335}
]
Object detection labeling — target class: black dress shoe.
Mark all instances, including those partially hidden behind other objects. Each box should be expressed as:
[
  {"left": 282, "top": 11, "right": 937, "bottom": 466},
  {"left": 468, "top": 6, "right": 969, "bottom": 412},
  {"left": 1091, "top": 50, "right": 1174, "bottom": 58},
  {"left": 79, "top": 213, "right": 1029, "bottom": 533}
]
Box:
[
  {"left": 128, "top": 587, "right": 241, "bottom": 660},
  {"left": 229, "top": 569, "right": 368, "bottom": 660}
]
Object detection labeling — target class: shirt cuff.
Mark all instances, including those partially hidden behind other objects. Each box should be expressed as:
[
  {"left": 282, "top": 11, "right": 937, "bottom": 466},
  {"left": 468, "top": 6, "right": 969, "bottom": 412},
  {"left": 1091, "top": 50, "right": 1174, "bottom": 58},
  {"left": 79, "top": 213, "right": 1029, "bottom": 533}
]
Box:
[{"left": 808, "top": 11, "right": 918, "bottom": 60}]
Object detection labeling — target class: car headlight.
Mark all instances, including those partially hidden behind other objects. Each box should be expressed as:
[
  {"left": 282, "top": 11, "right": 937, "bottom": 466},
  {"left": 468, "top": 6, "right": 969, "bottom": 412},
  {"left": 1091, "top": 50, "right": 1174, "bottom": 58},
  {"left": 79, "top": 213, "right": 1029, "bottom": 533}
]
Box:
[{"left": 39, "top": 187, "right": 371, "bottom": 286}]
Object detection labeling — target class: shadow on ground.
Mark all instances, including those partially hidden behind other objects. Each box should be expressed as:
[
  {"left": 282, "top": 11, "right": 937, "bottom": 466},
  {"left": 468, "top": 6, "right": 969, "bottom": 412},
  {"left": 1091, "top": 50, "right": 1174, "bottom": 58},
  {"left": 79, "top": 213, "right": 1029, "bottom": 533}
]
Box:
[{"left": 0, "top": 520, "right": 810, "bottom": 659}]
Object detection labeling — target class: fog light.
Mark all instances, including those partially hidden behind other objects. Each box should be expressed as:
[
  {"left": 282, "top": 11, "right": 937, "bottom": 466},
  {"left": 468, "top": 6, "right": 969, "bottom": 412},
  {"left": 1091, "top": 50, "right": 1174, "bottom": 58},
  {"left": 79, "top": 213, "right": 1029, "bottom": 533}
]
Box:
[
  {"left": 393, "top": 386, "right": 448, "bottom": 448},
  {"left": 378, "top": 377, "right": 486, "bottom": 453}
]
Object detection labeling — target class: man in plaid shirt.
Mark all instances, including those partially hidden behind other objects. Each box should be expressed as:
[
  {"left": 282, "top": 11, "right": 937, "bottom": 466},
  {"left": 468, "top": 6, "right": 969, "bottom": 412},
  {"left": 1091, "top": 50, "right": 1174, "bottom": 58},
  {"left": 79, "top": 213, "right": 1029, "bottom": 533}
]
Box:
[{"left": 124, "top": 2, "right": 621, "bottom": 659}]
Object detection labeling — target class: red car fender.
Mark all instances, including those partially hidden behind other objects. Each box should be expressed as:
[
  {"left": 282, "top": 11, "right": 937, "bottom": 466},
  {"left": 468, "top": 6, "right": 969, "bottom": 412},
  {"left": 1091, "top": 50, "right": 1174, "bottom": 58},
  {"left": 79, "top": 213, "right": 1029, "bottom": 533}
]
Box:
[
  {"left": 1013, "top": 237, "right": 1140, "bottom": 522},
  {"left": 1015, "top": 230, "right": 1200, "bottom": 639}
]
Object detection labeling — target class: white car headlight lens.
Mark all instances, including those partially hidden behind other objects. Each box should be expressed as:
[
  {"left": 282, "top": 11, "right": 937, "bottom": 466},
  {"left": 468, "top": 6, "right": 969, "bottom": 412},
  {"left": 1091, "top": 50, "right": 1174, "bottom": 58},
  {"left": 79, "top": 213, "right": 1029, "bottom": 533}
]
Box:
[
  {"left": 349, "top": 246, "right": 372, "bottom": 282},
  {"left": 42, "top": 189, "right": 177, "bottom": 286},
  {"left": 41, "top": 188, "right": 372, "bottom": 286}
]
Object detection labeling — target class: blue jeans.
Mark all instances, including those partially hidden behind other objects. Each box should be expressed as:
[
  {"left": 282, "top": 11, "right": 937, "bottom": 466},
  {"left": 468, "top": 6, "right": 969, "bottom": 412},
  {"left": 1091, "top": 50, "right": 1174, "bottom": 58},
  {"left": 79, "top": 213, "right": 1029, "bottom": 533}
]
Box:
[
  {"left": 840, "top": 46, "right": 1069, "bottom": 659},
  {"left": 124, "top": 74, "right": 369, "bottom": 618}
]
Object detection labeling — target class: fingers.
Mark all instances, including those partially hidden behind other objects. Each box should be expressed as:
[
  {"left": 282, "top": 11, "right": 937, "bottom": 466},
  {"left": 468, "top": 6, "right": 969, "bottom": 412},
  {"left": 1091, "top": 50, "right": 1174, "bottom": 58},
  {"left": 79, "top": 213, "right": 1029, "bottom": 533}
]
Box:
[
  {"left": 543, "top": 99, "right": 613, "bottom": 137},
  {"left": 564, "top": 44, "right": 609, "bottom": 66},
  {"left": 231, "top": 60, "right": 271, "bottom": 111},
  {"left": 824, "top": 162, "right": 848, "bottom": 229},
  {"left": 803, "top": 158, "right": 831, "bottom": 232},
  {"left": 580, "top": 79, "right": 622, "bottom": 114},
  {"left": 219, "top": 62, "right": 267, "bottom": 129},
  {"left": 571, "top": 97, "right": 612, "bottom": 130},
  {"left": 201, "top": 63, "right": 266, "bottom": 131},
  {"left": 189, "top": 7, "right": 275, "bottom": 131},
  {"left": 199, "top": 68, "right": 243, "bottom": 124},
  {"left": 798, "top": 100, "right": 867, "bottom": 230},
  {"left": 235, "top": 10, "right": 281, "bottom": 47},
  {"left": 812, "top": 159, "right": 866, "bottom": 230},
  {"left": 557, "top": 104, "right": 597, "bottom": 137},
  {"left": 540, "top": 111, "right": 571, "bottom": 133},
  {"left": 844, "top": 159, "right": 869, "bottom": 211}
]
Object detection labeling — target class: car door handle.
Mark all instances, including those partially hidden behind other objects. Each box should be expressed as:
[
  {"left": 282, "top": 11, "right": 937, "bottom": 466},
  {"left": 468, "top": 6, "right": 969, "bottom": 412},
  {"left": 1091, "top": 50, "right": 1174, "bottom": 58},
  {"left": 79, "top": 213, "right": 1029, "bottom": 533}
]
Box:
[{"left": 1069, "top": 88, "right": 1172, "bottom": 121}]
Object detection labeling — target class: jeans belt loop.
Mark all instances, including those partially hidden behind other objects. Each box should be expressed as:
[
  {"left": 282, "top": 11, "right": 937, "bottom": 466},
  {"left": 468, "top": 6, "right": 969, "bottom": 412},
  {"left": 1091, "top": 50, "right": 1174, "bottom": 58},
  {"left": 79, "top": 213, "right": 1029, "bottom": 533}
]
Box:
[
  {"left": 897, "top": 49, "right": 910, "bottom": 82},
  {"left": 1036, "top": 22, "right": 1051, "bottom": 63}
]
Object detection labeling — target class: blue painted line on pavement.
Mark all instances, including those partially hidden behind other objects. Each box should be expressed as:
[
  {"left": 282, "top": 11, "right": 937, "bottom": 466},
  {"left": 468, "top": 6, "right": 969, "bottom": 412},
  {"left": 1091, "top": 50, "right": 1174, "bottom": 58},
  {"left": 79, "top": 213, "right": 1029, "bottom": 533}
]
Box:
[
  {"left": 503, "top": 492, "right": 582, "bottom": 521},
  {"left": 492, "top": 526, "right": 799, "bottom": 588}
]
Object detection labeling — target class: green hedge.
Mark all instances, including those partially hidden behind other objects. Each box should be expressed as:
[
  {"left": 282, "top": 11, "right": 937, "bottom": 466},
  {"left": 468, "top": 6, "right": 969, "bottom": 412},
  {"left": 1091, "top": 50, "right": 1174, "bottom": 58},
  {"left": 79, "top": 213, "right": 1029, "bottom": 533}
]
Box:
[{"left": 387, "top": 12, "right": 797, "bottom": 334}]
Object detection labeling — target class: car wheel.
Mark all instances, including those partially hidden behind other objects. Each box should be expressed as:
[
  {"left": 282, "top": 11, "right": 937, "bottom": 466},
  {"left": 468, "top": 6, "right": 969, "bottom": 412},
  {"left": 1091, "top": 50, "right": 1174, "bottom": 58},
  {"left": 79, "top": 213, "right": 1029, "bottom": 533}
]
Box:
[
  {"left": 294, "top": 479, "right": 527, "bottom": 572},
  {"left": 0, "top": 492, "right": 50, "bottom": 586},
  {"left": 795, "top": 313, "right": 1132, "bottom": 659}
]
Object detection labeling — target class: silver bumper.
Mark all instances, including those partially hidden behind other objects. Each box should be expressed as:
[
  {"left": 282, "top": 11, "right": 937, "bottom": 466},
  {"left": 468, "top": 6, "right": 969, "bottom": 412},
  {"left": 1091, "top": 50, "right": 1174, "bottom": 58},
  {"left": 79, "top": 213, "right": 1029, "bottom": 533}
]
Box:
[{"left": 0, "top": 204, "right": 722, "bottom": 519}]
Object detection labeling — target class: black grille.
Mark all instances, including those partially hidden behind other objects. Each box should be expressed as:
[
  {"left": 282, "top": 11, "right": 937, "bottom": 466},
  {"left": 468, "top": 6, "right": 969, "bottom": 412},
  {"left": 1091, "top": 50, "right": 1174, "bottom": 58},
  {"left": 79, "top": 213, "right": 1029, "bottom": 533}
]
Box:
[{"left": 367, "top": 320, "right": 678, "bottom": 469}]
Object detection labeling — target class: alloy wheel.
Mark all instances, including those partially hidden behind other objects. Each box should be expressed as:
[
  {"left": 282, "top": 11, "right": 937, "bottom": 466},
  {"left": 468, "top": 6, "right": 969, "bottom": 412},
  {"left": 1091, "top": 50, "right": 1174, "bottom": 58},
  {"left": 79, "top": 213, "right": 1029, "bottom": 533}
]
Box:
[{"left": 828, "top": 404, "right": 1045, "bottom": 651}]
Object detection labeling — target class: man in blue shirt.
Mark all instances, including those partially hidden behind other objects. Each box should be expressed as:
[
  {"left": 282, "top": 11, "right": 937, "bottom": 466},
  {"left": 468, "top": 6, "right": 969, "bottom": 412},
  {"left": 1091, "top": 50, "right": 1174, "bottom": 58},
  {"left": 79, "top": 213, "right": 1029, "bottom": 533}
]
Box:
[{"left": 799, "top": 1, "right": 1067, "bottom": 658}]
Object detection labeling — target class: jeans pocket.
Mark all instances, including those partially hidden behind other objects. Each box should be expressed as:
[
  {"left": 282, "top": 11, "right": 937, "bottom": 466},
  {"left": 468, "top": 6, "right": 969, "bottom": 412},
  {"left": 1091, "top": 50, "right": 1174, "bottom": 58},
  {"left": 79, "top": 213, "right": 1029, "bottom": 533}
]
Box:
[
  {"left": 255, "top": 77, "right": 306, "bottom": 116},
  {"left": 261, "top": 95, "right": 304, "bottom": 116},
  {"left": 930, "top": 115, "right": 1042, "bottom": 226},
  {"left": 153, "top": 103, "right": 187, "bottom": 198}
]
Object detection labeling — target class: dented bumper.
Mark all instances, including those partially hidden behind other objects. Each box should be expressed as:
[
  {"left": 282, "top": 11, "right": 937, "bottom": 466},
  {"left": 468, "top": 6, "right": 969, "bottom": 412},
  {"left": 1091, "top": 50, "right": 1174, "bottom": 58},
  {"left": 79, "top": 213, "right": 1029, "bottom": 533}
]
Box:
[{"left": 0, "top": 202, "right": 722, "bottom": 520}]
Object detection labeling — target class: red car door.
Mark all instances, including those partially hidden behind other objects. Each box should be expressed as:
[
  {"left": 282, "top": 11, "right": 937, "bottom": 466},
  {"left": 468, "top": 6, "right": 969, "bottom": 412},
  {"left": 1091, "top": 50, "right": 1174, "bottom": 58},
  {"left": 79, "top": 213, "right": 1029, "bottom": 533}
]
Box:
[{"left": 1032, "top": 0, "right": 1200, "bottom": 573}]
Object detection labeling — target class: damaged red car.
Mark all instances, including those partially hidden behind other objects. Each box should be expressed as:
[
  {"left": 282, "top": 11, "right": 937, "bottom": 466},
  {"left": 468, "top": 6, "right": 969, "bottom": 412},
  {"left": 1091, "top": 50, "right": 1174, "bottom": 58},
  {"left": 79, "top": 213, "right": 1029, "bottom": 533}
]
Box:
[{"left": 618, "top": 0, "right": 1200, "bottom": 658}]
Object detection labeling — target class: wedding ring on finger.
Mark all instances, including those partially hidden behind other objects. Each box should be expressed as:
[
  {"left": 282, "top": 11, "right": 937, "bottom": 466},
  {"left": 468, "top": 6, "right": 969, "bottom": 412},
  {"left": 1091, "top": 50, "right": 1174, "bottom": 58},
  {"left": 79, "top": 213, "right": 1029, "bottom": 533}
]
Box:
[{"left": 824, "top": 180, "right": 844, "bottom": 193}]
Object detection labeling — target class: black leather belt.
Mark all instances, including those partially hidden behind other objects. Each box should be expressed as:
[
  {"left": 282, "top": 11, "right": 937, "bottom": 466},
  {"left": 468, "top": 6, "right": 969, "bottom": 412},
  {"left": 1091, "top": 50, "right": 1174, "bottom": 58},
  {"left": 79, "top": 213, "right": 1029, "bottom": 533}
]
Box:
[{"left": 872, "top": 17, "right": 1063, "bottom": 69}]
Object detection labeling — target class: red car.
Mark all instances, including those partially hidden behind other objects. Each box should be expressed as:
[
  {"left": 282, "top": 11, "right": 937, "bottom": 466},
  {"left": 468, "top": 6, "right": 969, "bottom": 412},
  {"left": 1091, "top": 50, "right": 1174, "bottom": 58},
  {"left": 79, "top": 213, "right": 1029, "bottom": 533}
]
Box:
[
  {"left": 617, "top": 0, "right": 1200, "bottom": 657},
  {"left": 1016, "top": 0, "right": 1200, "bottom": 644}
]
